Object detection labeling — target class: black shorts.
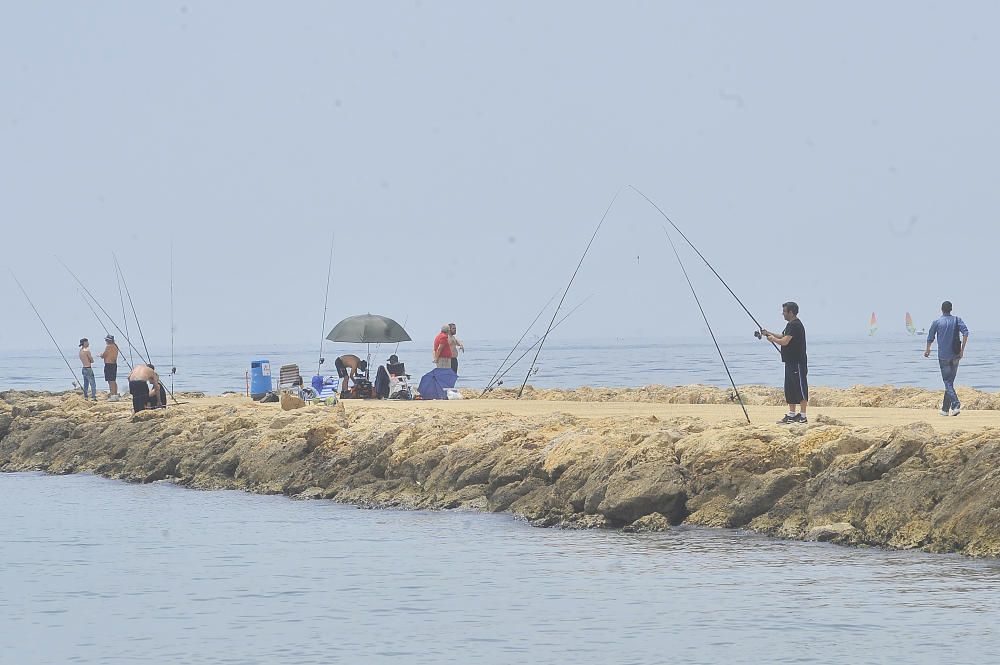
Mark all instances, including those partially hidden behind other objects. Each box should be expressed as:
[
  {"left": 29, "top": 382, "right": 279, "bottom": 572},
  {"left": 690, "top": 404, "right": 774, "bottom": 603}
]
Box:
[
  {"left": 784, "top": 361, "right": 808, "bottom": 404},
  {"left": 104, "top": 363, "right": 117, "bottom": 382},
  {"left": 451, "top": 357, "right": 459, "bottom": 373},
  {"left": 130, "top": 380, "right": 149, "bottom": 413},
  {"left": 334, "top": 357, "right": 348, "bottom": 379}
]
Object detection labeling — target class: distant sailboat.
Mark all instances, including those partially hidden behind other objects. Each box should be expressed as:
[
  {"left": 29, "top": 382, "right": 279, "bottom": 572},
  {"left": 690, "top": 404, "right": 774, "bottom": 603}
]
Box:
[
  {"left": 905, "top": 312, "right": 926, "bottom": 336},
  {"left": 868, "top": 312, "right": 878, "bottom": 336}
]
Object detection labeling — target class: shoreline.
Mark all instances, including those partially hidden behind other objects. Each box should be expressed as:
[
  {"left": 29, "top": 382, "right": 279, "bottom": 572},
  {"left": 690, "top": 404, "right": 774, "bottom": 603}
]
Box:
[{"left": 3, "top": 386, "right": 1000, "bottom": 556}]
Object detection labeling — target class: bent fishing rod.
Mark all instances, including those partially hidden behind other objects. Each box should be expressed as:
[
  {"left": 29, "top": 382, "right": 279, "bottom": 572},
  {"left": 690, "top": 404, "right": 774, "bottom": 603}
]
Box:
[
  {"left": 484, "top": 294, "right": 594, "bottom": 394},
  {"left": 10, "top": 271, "right": 82, "bottom": 393},
  {"left": 518, "top": 189, "right": 622, "bottom": 398},
  {"left": 481, "top": 288, "right": 561, "bottom": 397},
  {"left": 660, "top": 227, "right": 750, "bottom": 424},
  {"left": 626, "top": 185, "right": 779, "bottom": 353}
]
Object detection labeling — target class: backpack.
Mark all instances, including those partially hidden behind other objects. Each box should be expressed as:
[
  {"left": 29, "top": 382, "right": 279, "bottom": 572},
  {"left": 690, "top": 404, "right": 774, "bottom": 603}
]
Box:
[{"left": 952, "top": 317, "right": 962, "bottom": 355}]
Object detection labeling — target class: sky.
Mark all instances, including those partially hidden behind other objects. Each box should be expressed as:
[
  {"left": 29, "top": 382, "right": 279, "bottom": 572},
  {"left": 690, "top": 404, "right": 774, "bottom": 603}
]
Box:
[{"left": 2, "top": 1, "right": 998, "bottom": 354}]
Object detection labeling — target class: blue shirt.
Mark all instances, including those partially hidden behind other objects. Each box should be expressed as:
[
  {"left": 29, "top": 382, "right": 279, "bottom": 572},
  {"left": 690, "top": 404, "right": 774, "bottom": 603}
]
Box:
[{"left": 926, "top": 314, "right": 969, "bottom": 360}]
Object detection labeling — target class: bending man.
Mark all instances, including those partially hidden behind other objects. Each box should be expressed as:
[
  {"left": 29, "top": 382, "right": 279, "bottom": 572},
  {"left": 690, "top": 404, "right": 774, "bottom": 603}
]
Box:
[{"left": 128, "top": 363, "right": 161, "bottom": 413}]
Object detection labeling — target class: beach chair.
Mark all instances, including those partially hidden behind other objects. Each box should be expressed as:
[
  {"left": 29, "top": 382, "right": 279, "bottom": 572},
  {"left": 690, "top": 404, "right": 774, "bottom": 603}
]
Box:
[
  {"left": 277, "top": 364, "right": 306, "bottom": 398},
  {"left": 307, "top": 375, "right": 340, "bottom": 404},
  {"left": 387, "top": 360, "right": 413, "bottom": 400}
]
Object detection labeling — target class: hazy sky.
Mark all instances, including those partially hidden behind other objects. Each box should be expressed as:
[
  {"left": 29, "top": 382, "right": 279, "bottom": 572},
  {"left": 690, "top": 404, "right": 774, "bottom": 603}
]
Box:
[{"left": 3, "top": 1, "right": 998, "bottom": 354}]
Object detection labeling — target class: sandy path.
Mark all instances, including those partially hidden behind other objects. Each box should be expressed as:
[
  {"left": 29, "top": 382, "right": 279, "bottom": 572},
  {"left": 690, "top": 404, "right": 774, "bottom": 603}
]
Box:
[{"left": 207, "top": 396, "right": 999, "bottom": 432}]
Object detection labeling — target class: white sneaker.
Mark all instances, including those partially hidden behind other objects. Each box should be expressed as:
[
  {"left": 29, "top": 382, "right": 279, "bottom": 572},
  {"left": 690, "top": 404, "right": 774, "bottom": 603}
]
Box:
[
  {"left": 950, "top": 406, "right": 961, "bottom": 416},
  {"left": 939, "top": 410, "right": 950, "bottom": 416}
]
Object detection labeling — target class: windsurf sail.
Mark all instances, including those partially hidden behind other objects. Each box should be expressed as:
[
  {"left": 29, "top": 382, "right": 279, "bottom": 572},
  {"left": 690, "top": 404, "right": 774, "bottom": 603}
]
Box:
[
  {"left": 905, "top": 312, "right": 916, "bottom": 335},
  {"left": 868, "top": 312, "right": 878, "bottom": 336}
]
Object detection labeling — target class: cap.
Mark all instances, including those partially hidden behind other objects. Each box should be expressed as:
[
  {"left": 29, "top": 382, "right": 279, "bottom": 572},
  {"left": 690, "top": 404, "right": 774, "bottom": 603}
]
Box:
[{"left": 105, "top": 335, "right": 115, "bottom": 343}]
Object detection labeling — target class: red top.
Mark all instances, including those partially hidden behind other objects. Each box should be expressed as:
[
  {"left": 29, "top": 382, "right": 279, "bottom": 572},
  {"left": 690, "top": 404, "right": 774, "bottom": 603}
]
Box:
[{"left": 434, "top": 332, "right": 453, "bottom": 358}]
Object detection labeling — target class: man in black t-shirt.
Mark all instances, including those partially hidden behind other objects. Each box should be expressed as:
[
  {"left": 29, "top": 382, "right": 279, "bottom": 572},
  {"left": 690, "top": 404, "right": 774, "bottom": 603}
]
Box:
[{"left": 761, "top": 301, "right": 808, "bottom": 424}]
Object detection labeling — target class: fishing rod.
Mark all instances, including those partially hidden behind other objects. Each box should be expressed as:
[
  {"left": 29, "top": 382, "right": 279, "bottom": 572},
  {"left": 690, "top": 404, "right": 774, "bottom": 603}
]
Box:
[
  {"left": 115, "top": 263, "right": 136, "bottom": 365},
  {"left": 481, "top": 288, "right": 560, "bottom": 397},
  {"left": 517, "top": 189, "right": 622, "bottom": 398},
  {"left": 484, "top": 294, "right": 594, "bottom": 394},
  {"left": 660, "top": 227, "right": 750, "bottom": 424},
  {"left": 169, "top": 243, "right": 176, "bottom": 394},
  {"left": 10, "top": 271, "right": 82, "bottom": 393},
  {"left": 316, "top": 233, "right": 334, "bottom": 376},
  {"left": 61, "top": 259, "right": 184, "bottom": 405},
  {"left": 626, "top": 185, "right": 779, "bottom": 353},
  {"left": 76, "top": 289, "right": 135, "bottom": 372},
  {"left": 113, "top": 254, "right": 153, "bottom": 365},
  {"left": 60, "top": 259, "right": 150, "bottom": 365},
  {"left": 393, "top": 315, "right": 409, "bottom": 357}
]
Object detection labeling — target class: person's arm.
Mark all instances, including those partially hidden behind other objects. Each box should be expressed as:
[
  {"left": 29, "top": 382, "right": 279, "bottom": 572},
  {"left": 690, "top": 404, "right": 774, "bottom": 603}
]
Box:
[
  {"left": 761, "top": 329, "right": 792, "bottom": 346},
  {"left": 150, "top": 375, "right": 159, "bottom": 394},
  {"left": 924, "top": 321, "right": 938, "bottom": 357},
  {"left": 456, "top": 336, "right": 464, "bottom": 352},
  {"left": 959, "top": 319, "right": 970, "bottom": 358},
  {"left": 99, "top": 348, "right": 106, "bottom": 361}
]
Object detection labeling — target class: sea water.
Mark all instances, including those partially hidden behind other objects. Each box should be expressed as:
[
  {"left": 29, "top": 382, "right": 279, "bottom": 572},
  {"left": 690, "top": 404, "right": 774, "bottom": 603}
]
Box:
[
  {"left": 2, "top": 472, "right": 1000, "bottom": 665},
  {"left": 2, "top": 334, "right": 999, "bottom": 395}
]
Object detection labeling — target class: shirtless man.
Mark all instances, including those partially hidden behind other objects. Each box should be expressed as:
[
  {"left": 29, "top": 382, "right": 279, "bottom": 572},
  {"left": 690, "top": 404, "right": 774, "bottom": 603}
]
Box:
[
  {"left": 78, "top": 338, "right": 96, "bottom": 400},
  {"left": 448, "top": 323, "right": 464, "bottom": 374},
  {"left": 334, "top": 354, "right": 366, "bottom": 397},
  {"left": 100, "top": 335, "right": 120, "bottom": 398},
  {"left": 127, "top": 363, "right": 161, "bottom": 413}
]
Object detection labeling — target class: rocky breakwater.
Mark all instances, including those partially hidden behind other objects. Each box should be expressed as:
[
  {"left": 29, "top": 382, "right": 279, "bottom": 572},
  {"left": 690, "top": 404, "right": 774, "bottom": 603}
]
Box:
[{"left": 2, "top": 389, "right": 1000, "bottom": 556}]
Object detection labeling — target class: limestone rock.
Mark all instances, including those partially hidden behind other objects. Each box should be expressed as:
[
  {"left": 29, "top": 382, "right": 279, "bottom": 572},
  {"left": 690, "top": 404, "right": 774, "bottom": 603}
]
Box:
[{"left": 279, "top": 392, "right": 307, "bottom": 411}]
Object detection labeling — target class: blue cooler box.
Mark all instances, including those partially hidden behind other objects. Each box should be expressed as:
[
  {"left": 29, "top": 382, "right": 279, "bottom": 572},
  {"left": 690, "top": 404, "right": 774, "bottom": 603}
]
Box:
[{"left": 249, "top": 360, "right": 272, "bottom": 399}]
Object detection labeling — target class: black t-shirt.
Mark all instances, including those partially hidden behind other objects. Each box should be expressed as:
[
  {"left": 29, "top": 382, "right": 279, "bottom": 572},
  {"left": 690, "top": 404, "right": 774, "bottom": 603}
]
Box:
[{"left": 781, "top": 319, "right": 807, "bottom": 363}]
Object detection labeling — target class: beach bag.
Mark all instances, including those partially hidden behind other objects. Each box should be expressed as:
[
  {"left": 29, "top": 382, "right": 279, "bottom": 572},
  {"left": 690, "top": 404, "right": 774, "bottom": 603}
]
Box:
[{"left": 952, "top": 317, "right": 962, "bottom": 355}]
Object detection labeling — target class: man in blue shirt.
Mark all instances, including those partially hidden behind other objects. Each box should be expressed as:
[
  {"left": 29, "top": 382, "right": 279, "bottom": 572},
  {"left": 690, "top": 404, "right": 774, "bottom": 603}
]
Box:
[{"left": 924, "top": 301, "right": 969, "bottom": 416}]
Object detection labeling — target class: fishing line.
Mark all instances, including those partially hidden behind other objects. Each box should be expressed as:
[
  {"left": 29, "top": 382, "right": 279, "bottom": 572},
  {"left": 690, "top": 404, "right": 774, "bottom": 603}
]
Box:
[
  {"left": 11, "top": 271, "right": 82, "bottom": 393},
  {"left": 60, "top": 259, "right": 149, "bottom": 365},
  {"left": 113, "top": 254, "right": 153, "bottom": 365},
  {"left": 316, "top": 233, "right": 334, "bottom": 376},
  {"left": 486, "top": 295, "right": 593, "bottom": 393},
  {"left": 393, "top": 315, "right": 409, "bottom": 357},
  {"left": 61, "top": 259, "right": 184, "bottom": 405},
  {"left": 660, "top": 226, "right": 750, "bottom": 424},
  {"left": 115, "top": 263, "right": 135, "bottom": 365},
  {"left": 627, "top": 185, "right": 779, "bottom": 353},
  {"left": 517, "top": 188, "right": 622, "bottom": 398},
  {"left": 481, "top": 288, "right": 560, "bottom": 397},
  {"left": 77, "top": 288, "right": 134, "bottom": 372}
]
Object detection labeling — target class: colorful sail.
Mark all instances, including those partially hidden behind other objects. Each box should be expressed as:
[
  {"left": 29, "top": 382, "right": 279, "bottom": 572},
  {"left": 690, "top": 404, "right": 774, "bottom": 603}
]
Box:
[
  {"left": 905, "top": 312, "right": 916, "bottom": 335},
  {"left": 868, "top": 312, "right": 878, "bottom": 336}
]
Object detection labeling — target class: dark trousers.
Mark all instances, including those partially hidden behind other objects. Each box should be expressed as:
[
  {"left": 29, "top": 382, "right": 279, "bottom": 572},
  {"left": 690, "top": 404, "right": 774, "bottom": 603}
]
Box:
[
  {"left": 783, "top": 361, "right": 808, "bottom": 405},
  {"left": 148, "top": 383, "right": 167, "bottom": 409},
  {"left": 451, "top": 357, "right": 459, "bottom": 374},
  {"left": 130, "top": 380, "right": 149, "bottom": 413}
]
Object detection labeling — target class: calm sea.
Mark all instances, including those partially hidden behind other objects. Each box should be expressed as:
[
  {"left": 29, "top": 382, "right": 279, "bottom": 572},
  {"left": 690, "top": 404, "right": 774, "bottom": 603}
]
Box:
[
  {"left": 2, "top": 334, "right": 999, "bottom": 395},
  {"left": 2, "top": 472, "right": 999, "bottom": 665}
]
